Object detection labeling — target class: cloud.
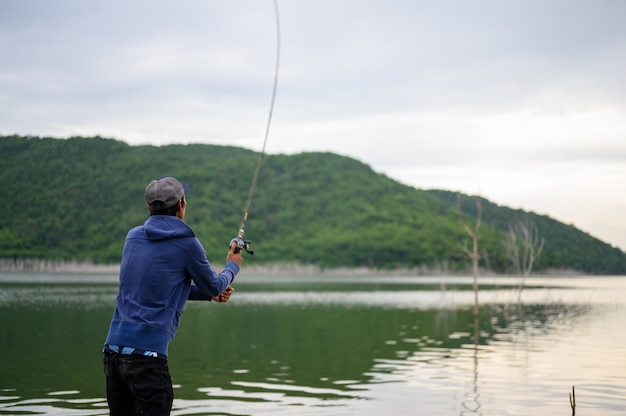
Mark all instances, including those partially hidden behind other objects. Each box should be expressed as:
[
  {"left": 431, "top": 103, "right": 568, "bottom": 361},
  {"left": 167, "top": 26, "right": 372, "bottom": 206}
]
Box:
[{"left": 1, "top": 0, "right": 626, "bottom": 251}]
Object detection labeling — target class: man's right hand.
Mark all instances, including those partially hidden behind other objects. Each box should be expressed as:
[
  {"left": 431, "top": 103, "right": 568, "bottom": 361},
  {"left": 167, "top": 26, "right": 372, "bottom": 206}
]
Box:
[{"left": 227, "top": 241, "right": 244, "bottom": 266}]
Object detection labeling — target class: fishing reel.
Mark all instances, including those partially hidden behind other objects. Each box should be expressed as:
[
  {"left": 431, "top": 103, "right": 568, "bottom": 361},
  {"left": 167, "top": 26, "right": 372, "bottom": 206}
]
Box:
[{"left": 229, "top": 236, "right": 254, "bottom": 255}]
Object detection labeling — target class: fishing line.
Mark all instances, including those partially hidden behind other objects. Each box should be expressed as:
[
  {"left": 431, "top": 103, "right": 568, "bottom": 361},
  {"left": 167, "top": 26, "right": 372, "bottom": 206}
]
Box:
[{"left": 231, "top": 0, "right": 281, "bottom": 254}]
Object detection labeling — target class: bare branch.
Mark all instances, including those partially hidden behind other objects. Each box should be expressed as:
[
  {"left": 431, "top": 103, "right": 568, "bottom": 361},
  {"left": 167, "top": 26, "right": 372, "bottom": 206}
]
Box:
[
  {"left": 457, "top": 194, "right": 482, "bottom": 319},
  {"left": 502, "top": 216, "right": 545, "bottom": 277},
  {"left": 569, "top": 385, "right": 576, "bottom": 415}
]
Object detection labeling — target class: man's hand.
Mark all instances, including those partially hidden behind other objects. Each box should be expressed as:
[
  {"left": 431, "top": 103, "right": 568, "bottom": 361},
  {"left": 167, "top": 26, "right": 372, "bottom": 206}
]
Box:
[
  {"left": 227, "top": 241, "right": 244, "bottom": 266},
  {"left": 213, "top": 285, "right": 235, "bottom": 303}
]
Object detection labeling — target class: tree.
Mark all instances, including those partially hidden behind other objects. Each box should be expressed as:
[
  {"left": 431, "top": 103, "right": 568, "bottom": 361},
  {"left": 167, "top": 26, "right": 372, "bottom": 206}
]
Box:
[
  {"left": 457, "top": 194, "right": 482, "bottom": 319},
  {"left": 503, "top": 217, "right": 545, "bottom": 300},
  {"left": 502, "top": 217, "right": 545, "bottom": 277}
]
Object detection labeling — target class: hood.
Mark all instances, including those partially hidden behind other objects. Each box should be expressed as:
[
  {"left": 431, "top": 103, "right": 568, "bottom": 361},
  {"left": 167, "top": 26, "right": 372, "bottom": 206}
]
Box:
[{"left": 143, "top": 215, "right": 195, "bottom": 241}]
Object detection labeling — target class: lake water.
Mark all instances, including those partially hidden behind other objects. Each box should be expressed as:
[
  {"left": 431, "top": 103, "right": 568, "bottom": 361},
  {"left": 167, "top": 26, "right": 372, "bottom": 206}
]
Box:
[{"left": 0, "top": 273, "right": 625, "bottom": 415}]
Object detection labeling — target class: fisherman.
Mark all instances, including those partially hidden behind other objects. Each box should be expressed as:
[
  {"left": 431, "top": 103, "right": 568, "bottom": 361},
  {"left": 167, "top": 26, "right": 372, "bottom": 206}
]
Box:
[{"left": 102, "top": 176, "right": 243, "bottom": 415}]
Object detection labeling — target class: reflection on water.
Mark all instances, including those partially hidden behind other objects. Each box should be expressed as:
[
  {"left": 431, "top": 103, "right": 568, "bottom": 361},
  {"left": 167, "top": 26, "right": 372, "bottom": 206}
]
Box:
[{"left": 0, "top": 274, "right": 625, "bottom": 415}]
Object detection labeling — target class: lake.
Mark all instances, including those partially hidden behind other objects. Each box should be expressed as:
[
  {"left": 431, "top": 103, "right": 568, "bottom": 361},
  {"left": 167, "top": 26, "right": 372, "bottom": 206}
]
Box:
[{"left": 0, "top": 273, "right": 625, "bottom": 415}]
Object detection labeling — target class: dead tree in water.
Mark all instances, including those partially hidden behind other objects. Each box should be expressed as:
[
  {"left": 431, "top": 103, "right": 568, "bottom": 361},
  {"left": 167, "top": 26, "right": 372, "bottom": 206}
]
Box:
[
  {"left": 502, "top": 216, "right": 545, "bottom": 299},
  {"left": 569, "top": 385, "right": 576, "bottom": 415},
  {"left": 502, "top": 216, "right": 545, "bottom": 277},
  {"left": 457, "top": 194, "right": 482, "bottom": 319}
]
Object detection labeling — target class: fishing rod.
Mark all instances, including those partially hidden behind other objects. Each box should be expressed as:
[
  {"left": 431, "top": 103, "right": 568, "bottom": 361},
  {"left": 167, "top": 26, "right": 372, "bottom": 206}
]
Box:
[{"left": 230, "top": 0, "right": 281, "bottom": 255}]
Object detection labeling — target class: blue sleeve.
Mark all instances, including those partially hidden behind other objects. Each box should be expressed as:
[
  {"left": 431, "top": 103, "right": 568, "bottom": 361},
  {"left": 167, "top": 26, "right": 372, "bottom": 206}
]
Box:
[
  {"left": 185, "top": 237, "right": 240, "bottom": 298},
  {"left": 188, "top": 284, "right": 213, "bottom": 301}
]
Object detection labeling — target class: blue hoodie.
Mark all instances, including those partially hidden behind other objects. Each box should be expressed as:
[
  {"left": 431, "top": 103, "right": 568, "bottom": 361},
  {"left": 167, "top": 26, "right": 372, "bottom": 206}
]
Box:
[{"left": 104, "top": 215, "right": 239, "bottom": 357}]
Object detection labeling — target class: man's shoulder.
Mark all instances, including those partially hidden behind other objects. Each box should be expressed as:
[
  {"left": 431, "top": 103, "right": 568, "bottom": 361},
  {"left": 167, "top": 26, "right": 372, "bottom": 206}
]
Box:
[{"left": 126, "top": 224, "right": 145, "bottom": 238}]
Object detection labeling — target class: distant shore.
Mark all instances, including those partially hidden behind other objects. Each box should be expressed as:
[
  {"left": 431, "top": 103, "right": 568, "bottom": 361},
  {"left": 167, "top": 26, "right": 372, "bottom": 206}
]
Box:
[
  {"left": 0, "top": 258, "right": 588, "bottom": 276},
  {"left": 0, "top": 258, "right": 447, "bottom": 276}
]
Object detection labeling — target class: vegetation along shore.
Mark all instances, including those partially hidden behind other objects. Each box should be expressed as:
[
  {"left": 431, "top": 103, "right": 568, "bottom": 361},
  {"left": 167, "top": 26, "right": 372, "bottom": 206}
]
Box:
[{"left": 2, "top": 135, "right": 625, "bottom": 276}]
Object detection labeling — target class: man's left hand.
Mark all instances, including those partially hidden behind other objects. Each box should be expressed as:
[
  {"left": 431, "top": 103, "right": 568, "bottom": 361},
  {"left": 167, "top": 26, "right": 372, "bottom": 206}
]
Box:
[{"left": 213, "top": 285, "right": 235, "bottom": 303}]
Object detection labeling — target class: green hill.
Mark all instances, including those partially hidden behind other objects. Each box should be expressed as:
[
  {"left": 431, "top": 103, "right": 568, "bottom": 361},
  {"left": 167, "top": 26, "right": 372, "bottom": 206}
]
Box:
[{"left": 1, "top": 135, "right": 624, "bottom": 274}]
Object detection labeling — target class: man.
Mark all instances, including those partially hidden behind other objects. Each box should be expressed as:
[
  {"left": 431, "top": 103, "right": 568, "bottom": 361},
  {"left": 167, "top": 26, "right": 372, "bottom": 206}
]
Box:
[{"left": 103, "top": 176, "right": 243, "bottom": 416}]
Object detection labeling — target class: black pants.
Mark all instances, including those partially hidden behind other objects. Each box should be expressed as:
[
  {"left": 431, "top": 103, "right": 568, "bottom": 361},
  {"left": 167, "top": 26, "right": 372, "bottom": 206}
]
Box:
[{"left": 103, "top": 352, "right": 174, "bottom": 416}]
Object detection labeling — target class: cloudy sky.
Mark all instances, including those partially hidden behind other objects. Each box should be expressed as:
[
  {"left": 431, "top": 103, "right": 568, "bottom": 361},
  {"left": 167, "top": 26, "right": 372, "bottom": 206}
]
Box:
[{"left": 2, "top": 0, "right": 625, "bottom": 251}]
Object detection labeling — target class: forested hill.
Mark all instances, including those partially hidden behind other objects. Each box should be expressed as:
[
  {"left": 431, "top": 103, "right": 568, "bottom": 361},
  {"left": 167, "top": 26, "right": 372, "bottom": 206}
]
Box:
[{"left": 2, "top": 135, "right": 625, "bottom": 274}]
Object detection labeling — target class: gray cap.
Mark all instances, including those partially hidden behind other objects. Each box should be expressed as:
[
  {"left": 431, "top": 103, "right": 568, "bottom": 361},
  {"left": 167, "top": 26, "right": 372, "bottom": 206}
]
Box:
[{"left": 145, "top": 176, "right": 189, "bottom": 208}]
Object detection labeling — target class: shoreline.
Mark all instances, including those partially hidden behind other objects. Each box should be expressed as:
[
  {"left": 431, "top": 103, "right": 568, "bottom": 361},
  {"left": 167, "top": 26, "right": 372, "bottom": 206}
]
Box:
[
  {"left": 0, "top": 259, "right": 452, "bottom": 276},
  {"left": 0, "top": 258, "right": 587, "bottom": 277}
]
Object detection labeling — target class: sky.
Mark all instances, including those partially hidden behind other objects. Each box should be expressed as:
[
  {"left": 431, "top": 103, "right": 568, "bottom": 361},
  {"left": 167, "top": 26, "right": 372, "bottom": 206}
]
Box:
[{"left": 1, "top": 0, "right": 625, "bottom": 251}]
